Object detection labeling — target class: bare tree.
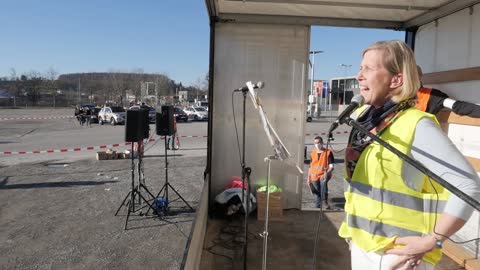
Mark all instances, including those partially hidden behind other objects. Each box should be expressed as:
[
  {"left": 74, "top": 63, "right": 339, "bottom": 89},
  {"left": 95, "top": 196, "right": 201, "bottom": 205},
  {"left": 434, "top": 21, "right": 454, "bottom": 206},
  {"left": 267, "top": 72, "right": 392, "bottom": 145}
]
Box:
[
  {"left": 24, "top": 70, "right": 43, "bottom": 106},
  {"left": 8, "top": 68, "right": 19, "bottom": 107},
  {"left": 44, "top": 67, "right": 58, "bottom": 107}
]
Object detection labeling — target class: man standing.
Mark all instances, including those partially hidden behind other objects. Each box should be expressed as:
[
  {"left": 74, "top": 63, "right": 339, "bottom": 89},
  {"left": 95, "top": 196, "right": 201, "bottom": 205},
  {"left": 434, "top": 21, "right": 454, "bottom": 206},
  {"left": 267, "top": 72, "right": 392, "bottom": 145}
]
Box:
[
  {"left": 167, "top": 116, "right": 179, "bottom": 150},
  {"left": 307, "top": 136, "right": 334, "bottom": 209}
]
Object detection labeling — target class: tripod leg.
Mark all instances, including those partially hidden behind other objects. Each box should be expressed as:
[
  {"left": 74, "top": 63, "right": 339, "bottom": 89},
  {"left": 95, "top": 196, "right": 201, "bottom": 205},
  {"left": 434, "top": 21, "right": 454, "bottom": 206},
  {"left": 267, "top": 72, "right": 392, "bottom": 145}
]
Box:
[
  {"left": 139, "top": 183, "right": 156, "bottom": 200},
  {"left": 138, "top": 184, "right": 157, "bottom": 216},
  {"left": 167, "top": 183, "right": 194, "bottom": 210},
  {"left": 115, "top": 190, "right": 132, "bottom": 216},
  {"left": 136, "top": 190, "right": 158, "bottom": 214},
  {"left": 125, "top": 201, "right": 132, "bottom": 230},
  {"left": 155, "top": 184, "right": 167, "bottom": 199}
]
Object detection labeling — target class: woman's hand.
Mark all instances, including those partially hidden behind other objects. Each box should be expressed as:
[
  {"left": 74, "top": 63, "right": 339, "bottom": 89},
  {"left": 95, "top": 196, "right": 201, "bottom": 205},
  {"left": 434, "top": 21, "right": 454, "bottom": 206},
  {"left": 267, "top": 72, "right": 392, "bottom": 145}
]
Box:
[
  {"left": 387, "top": 255, "right": 423, "bottom": 270},
  {"left": 385, "top": 236, "right": 437, "bottom": 269}
]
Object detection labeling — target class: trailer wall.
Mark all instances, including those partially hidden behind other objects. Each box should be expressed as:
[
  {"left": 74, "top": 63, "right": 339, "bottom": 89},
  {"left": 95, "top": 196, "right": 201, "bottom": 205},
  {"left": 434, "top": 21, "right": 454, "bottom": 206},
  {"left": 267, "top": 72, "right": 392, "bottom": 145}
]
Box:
[
  {"left": 210, "top": 23, "right": 309, "bottom": 209},
  {"left": 415, "top": 3, "right": 480, "bottom": 257}
]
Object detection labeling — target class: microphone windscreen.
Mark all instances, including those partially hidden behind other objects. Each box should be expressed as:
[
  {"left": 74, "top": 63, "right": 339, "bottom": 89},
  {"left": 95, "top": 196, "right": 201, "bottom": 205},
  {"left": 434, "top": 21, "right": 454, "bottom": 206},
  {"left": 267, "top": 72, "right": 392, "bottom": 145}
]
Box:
[{"left": 351, "top": 94, "right": 365, "bottom": 106}]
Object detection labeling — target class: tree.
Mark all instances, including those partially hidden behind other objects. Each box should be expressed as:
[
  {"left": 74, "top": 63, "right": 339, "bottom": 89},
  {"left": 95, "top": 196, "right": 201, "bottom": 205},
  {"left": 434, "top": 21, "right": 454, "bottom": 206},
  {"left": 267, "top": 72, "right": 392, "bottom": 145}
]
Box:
[
  {"left": 44, "top": 67, "right": 58, "bottom": 107},
  {"left": 24, "top": 71, "right": 43, "bottom": 106},
  {"left": 8, "top": 68, "right": 20, "bottom": 107}
]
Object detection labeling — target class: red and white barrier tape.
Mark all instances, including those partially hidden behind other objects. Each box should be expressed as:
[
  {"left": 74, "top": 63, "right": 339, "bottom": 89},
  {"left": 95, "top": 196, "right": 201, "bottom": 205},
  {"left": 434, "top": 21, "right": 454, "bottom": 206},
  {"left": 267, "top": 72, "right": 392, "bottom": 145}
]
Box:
[
  {"left": 0, "top": 116, "right": 74, "bottom": 121},
  {"left": 304, "top": 131, "right": 350, "bottom": 136},
  {"left": 0, "top": 131, "right": 350, "bottom": 155}
]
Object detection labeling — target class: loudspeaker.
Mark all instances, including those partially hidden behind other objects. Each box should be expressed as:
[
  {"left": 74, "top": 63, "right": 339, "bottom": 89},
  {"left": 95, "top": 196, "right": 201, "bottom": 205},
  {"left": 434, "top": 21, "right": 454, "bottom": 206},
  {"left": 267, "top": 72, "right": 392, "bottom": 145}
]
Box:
[
  {"left": 125, "top": 110, "right": 146, "bottom": 142},
  {"left": 156, "top": 105, "right": 175, "bottom": 136}
]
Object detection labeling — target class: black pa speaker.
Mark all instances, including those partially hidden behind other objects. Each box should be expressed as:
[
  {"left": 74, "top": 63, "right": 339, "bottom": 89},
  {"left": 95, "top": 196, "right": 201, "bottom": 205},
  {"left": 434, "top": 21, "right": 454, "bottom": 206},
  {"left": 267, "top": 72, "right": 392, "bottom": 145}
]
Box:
[
  {"left": 156, "top": 105, "right": 175, "bottom": 136},
  {"left": 125, "top": 110, "right": 147, "bottom": 142}
]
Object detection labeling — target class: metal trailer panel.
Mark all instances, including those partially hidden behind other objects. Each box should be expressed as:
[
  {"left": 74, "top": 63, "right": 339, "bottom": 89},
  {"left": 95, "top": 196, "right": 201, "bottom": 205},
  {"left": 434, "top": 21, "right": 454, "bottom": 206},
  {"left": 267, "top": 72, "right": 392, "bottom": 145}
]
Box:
[
  {"left": 415, "top": 3, "right": 480, "bottom": 101},
  {"left": 208, "top": 0, "right": 480, "bottom": 30},
  {"left": 414, "top": 3, "right": 480, "bottom": 258},
  {"left": 210, "top": 23, "right": 309, "bottom": 209},
  {"left": 415, "top": 4, "right": 480, "bottom": 76}
]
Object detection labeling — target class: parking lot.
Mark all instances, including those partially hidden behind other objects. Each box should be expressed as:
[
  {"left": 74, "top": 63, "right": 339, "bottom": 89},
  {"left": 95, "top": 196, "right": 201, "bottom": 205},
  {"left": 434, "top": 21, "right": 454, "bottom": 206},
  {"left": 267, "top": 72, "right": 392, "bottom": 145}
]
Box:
[{"left": 0, "top": 108, "right": 352, "bottom": 269}]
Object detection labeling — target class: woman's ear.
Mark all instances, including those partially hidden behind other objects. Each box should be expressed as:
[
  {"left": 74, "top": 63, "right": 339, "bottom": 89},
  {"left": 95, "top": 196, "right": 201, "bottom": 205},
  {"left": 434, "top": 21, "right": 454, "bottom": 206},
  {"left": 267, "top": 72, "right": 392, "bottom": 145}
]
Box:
[{"left": 390, "top": 73, "right": 404, "bottom": 88}]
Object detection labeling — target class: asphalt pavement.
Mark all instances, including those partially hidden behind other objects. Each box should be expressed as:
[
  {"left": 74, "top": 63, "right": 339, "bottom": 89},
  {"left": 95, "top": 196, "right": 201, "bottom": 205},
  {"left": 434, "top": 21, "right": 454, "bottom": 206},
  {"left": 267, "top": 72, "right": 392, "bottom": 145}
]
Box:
[{"left": 0, "top": 108, "right": 351, "bottom": 269}]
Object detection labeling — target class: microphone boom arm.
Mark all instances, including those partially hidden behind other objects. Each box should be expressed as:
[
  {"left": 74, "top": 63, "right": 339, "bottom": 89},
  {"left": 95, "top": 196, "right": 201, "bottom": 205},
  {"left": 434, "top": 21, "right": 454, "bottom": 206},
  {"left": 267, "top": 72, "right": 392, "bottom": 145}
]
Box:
[{"left": 346, "top": 117, "right": 480, "bottom": 211}]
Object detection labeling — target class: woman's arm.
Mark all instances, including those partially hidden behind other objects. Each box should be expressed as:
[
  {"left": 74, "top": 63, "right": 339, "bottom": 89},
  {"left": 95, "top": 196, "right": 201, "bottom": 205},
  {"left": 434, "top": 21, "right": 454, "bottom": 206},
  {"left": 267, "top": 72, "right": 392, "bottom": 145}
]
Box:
[{"left": 386, "top": 117, "right": 480, "bottom": 261}]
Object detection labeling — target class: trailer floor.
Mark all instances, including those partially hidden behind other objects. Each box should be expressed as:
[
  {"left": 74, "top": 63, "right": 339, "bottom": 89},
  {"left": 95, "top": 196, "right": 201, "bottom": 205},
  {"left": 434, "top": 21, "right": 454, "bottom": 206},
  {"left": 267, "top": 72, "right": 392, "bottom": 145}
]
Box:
[{"left": 200, "top": 209, "right": 463, "bottom": 270}]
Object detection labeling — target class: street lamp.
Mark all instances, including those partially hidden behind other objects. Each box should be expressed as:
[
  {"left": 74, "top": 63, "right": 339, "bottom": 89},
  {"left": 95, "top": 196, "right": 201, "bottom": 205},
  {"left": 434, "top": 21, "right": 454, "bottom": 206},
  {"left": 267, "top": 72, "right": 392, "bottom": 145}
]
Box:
[
  {"left": 309, "top": 50, "right": 324, "bottom": 96},
  {"left": 309, "top": 50, "right": 324, "bottom": 117}
]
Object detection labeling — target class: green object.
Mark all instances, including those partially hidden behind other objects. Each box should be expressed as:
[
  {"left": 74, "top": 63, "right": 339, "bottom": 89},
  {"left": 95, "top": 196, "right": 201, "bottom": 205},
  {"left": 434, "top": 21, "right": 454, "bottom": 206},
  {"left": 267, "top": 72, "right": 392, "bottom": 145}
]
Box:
[{"left": 258, "top": 184, "right": 282, "bottom": 193}]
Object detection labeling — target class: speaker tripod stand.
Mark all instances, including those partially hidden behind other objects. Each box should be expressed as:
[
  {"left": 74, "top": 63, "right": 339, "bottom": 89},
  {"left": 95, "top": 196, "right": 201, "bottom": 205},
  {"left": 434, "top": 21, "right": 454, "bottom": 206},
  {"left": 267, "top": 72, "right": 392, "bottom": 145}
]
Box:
[
  {"left": 153, "top": 135, "right": 193, "bottom": 215},
  {"left": 115, "top": 142, "right": 157, "bottom": 229}
]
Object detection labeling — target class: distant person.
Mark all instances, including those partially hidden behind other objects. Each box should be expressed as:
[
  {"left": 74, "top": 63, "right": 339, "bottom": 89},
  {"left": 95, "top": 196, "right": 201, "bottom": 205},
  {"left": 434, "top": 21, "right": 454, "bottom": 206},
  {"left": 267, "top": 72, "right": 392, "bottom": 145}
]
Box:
[
  {"left": 85, "top": 108, "right": 92, "bottom": 127},
  {"left": 167, "top": 116, "right": 179, "bottom": 150},
  {"left": 74, "top": 105, "right": 81, "bottom": 124},
  {"left": 307, "top": 136, "right": 334, "bottom": 209},
  {"left": 77, "top": 106, "right": 85, "bottom": 126},
  {"left": 416, "top": 65, "right": 480, "bottom": 117}
]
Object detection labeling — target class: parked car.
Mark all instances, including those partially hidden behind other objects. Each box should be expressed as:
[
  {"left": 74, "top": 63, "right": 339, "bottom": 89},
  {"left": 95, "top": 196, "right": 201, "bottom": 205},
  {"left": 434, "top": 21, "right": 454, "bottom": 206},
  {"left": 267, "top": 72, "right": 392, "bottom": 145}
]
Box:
[
  {"left": 129, "top": 105, "right": 156, "bottom": 123},
  {"left": 98, "top": 106, "right": 126, "bottom": 125},
  {"left": 90, "top": 107, "right": 102, "bottom": 123},
  {"left": 184, "top": 106, "right": 208, "bottom": 121},
  {"left": 173, "top": 107, "right": 189, "bottom": 122}
]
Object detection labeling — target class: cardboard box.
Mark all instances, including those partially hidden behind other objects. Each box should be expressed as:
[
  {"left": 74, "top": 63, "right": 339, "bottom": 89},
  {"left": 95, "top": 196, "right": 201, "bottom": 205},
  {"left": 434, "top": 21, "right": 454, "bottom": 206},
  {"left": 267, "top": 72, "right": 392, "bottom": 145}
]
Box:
[
  {"left": 96, "top": 151, "right": 108, "bottom": 160},
  {"left": 118, "top": 152, "right": 131, "bottom": 159},
  {"left": 257, "top": 190, "right": 283, "bottom": 220}
]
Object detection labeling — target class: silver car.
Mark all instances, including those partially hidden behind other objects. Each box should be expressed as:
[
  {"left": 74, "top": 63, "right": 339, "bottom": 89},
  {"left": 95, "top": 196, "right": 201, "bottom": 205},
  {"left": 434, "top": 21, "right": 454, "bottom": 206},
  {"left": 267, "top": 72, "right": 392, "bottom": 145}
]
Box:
[
  {"left": 98, "top": 106, "right": 126, "bottom": 125},
  {"left": 184, "top": 106, "right": 208, "bottom": 121}
]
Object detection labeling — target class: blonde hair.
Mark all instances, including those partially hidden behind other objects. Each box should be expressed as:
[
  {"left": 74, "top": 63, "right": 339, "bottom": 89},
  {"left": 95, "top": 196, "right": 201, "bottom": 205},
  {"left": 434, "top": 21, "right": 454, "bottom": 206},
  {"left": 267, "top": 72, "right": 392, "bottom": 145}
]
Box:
[{"left": 363, "top": 40, "right": 419, "bottom": 103}]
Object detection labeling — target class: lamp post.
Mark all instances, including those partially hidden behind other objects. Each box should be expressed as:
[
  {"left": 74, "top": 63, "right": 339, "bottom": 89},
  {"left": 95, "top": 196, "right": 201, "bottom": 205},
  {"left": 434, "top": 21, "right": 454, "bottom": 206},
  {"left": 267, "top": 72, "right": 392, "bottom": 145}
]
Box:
[
  {"left": 338, "top": 64, "right": 352, "bottom": 104},
  {"left": 309, "top": 50, "right": 324, "bottom": 117}
]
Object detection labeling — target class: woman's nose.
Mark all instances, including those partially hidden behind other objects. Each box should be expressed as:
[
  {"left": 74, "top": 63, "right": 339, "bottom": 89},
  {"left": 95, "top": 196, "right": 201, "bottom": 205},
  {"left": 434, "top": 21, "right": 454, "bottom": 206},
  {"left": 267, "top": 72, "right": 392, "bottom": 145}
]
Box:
[{"left": 356, "top": 70, "right": 363, "bottom": 81}]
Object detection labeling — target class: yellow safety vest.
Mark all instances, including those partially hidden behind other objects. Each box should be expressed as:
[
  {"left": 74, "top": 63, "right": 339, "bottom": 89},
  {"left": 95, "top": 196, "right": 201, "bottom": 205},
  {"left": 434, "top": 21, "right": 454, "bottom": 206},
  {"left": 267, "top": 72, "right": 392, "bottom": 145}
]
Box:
[{"left": 338, "top": 108, "right": 450, "bottom": 265}]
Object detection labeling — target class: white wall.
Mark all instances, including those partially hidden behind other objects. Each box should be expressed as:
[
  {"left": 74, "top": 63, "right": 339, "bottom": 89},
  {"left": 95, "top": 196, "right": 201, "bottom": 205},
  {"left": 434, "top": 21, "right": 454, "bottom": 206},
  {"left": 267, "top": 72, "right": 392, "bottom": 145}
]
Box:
[
  {"left": 415, "top": 3, "right": 480, "bottom": 257},
  {"left": 211, "top": 23, "right": 309, "bottom": 209},
  {"left": 415, "top": 4, "right": 480, "bottom": 102}
]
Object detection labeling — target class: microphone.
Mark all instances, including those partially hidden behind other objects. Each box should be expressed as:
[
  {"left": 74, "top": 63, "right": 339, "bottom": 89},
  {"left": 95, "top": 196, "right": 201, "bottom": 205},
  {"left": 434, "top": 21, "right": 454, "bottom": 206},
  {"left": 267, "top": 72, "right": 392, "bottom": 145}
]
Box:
[
  {"left": 328, "top": 94, "right": 365, "bottom": 136},
  {"left": 234, "top": 81, "right": 264, "bottom": 92}
]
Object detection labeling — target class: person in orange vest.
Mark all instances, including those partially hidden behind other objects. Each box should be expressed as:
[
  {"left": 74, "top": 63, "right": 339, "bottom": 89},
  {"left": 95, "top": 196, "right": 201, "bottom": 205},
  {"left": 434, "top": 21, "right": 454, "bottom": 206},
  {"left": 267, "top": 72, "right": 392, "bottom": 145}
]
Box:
[
  {"left": 416, "top": 65, "right": 480, "bottom": 117},
  {"left": 307, "top": 136, "right": 334, "bottom": 209}
]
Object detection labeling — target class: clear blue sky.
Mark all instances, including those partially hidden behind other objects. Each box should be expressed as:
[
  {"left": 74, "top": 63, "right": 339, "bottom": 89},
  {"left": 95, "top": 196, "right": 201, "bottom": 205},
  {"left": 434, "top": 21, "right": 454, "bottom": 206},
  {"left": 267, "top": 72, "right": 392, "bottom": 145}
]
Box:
[{"left": 0, "top": 1, "right": 404, "bottom": 86}]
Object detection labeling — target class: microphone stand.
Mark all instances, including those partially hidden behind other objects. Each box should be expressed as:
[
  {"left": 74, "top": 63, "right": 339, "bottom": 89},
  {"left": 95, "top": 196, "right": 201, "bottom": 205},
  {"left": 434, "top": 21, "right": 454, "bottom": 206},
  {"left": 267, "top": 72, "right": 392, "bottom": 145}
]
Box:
[
  {"left": 238, "top": 88, "right": 251, "bottom": 270},
  {"left": 345, "top": 117, "right": 480, "bottom": 211}
]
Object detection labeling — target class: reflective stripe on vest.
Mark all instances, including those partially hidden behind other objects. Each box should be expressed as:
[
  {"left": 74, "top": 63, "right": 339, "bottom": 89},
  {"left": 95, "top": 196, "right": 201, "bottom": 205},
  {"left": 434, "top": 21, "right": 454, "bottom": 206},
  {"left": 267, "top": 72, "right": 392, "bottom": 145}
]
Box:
[
  {"left": 346, "top": 213, "right": 422, "bottom": 238},
  {"left": 349, "top": 181, "right": 447, "bottom": 213},
  {"left": 339, "top": 108, "right": 449, "bottom": 265}
]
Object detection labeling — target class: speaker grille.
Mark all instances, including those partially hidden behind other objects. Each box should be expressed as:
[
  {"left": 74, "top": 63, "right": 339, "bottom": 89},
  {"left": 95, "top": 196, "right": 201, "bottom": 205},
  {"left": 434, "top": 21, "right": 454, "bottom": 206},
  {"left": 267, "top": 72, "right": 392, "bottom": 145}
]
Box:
[
  {"left": 125, "top": 109, "right": 148, "bottom": 142},
  {"left": 156, "top": 106, "right": 175, "bottom": 136}
]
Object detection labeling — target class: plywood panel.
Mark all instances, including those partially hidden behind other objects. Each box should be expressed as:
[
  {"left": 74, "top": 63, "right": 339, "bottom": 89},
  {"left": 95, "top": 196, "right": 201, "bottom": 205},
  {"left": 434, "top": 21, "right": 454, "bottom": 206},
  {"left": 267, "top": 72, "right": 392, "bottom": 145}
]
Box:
[
  {"left": 466, "top": 157, "right": 480, "bottom": 172},
  {"left": 422, "top": 67, "right": 480, "bottom": 84},
  {"left": 443, "top": 240, "right": 480, "bottom": 270},
  {"left": 437, "top": 111, "right": 480, "bottom": 127}
]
